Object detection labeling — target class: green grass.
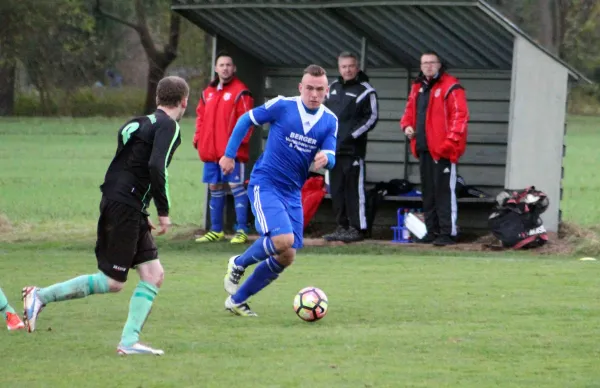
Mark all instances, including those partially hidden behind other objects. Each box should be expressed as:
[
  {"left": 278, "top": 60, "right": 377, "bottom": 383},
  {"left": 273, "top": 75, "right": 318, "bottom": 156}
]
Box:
[
  {"left": 0, "top": 117, "right": 204, "bottom": 238},
  {"left": 562, "top": 115, "right": 600, "bottom": 225},
  {"left": 1, "top": 115, "right": 600, "bottom": 387},
  {"left": 2, "top": 247, "right": 600, "bottom": 387}
]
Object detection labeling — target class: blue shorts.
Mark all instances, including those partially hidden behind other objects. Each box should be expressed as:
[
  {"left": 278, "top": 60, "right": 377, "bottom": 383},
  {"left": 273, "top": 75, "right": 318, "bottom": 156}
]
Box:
[
  {"left": 248, "top": 184, "right": 303, "bottom": 249},
  {"left": 203, "top": 161, "right": 246, "bottom": 184}
]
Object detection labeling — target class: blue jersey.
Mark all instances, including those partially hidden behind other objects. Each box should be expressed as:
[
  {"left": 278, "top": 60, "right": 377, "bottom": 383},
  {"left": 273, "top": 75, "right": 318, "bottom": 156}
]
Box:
[{"left": 248, "top": 96, "right": 337, "bottom": 193}]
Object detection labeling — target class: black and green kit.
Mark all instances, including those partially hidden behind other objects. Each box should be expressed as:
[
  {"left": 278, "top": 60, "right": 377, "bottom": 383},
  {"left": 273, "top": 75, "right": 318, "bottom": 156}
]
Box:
[
  {"left": 100, "top": 109, "right": 181, "bottom": 217},
  {"left": 95, "top": 109, "right": 181, "bottom": 282}
]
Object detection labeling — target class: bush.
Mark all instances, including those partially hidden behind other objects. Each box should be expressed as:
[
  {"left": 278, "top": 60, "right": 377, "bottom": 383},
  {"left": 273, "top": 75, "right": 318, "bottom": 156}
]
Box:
[
  {"left": 14, "top": 87, "right": 146, "bottom": 117},
  {"left": 14, "top": 92, "right": 58, "bottom": 116},
  {"left": 568, "top": 84, "right": 600, "bottom": 116},
  {"left": 67, "top": 88, "right": 145, "bottom": 117}
]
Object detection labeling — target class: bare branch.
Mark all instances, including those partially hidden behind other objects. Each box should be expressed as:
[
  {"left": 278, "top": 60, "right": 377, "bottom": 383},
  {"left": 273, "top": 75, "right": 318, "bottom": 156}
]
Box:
[{"left": 95, "top": 0, "right": 140, "bottom": 32}]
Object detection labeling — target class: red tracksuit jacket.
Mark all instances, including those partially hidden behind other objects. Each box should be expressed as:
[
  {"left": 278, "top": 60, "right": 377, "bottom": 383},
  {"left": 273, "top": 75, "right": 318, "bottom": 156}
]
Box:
[
  {"left": 400, "top": 72, "right": 469, "bottom": 163},
  {"left": 193, "top": 77, "right": 254, "bottom": 163}
]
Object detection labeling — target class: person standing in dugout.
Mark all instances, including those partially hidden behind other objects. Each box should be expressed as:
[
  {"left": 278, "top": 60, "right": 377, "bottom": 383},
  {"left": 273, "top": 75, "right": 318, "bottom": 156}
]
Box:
[
  {"left": 400, "top": 50, "right": 469, "bottom": 246},
  {"left": 194, "top": 51, "right": 254, "bottom": 245},
  {"left": 323, "top": 52, "right": 379, "bottom": 243}
]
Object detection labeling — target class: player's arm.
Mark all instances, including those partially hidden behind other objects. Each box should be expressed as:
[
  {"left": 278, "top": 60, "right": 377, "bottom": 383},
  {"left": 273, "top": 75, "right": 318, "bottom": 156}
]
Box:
[
  {"left": 224, "top": 96, "right": 282, "bottom": 160},
  {"left": 400, "top": 85, "right": 417, "bottom": 137},
  {"left": 439, "top": 85, "right": 469, "bottom": 160},
  {"left": 350, "top": 89, "right": 379, "bottom": 139},
  {"left": 445, "top": 85, "right": 469, "bottom": 143},
  {"left": 235, "top": 90, "right": 255, "bottom": 146},
  {"left": 315, "top": 118, "right": 338, "bottom": 170},
  {"left": 149, "top": 120, "right": 180, "bottom": 217},
  {"left": 193, "top": 92, "right": 205, "bottom": 149}
]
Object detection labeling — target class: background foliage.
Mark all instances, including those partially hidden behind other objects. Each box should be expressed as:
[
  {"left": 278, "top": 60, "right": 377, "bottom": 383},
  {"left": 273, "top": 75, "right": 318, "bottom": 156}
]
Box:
[{"left": 0, "top": 0, "right": 598, "bottom": 116}]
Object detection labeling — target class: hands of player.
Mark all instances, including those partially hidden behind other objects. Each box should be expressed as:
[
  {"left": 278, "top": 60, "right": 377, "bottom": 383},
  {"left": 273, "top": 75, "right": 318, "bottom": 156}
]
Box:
[
  {"left": 157, "top": 216, "right": 171, "bottom": 235},
  {"left": 148, "top": 218, "right": 156, "bottom": 231},
  {"left": 313, "top": 151, "right": 328, "bottom": 170},
  {"left": 219, "top": 156, "right": 235, "bottom": 175},
  {"left": 404, "top": 126, "right": 415, "bottom": 139}
]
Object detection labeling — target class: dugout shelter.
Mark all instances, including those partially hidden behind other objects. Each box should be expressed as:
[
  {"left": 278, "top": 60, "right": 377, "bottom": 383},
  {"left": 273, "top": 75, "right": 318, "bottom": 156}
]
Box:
[{"left": 172, "top": 0, "right": 590, "bottom": 234}]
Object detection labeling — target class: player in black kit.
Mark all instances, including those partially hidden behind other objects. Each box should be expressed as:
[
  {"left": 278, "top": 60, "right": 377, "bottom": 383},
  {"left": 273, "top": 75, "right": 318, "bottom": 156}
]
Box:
[{"left": 22, "top": 76, "right": 189, "bottom": 356}]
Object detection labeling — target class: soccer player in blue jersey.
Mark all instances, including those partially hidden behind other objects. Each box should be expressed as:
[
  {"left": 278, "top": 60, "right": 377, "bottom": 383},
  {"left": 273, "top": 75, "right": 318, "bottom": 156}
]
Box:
[{"left": 219, "top": 64, "right": 338, "bottom": 316}]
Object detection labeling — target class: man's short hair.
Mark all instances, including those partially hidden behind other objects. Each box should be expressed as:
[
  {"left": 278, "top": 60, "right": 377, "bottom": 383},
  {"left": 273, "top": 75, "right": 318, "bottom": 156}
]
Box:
[
  {"left": 156, "top": 76, "right": 189, "bottom": 107},
  {"left": 303, "top": 64, "right": 327, "bottom": 77},
  {"left": 215, "top": 50, "right": 233, "bottom": 64},
  {"left": 421, "top": 50, "right": 445, "bottom": 68},
  {"left": 338, "top": 51, "right": 358, "bottom": 61}
]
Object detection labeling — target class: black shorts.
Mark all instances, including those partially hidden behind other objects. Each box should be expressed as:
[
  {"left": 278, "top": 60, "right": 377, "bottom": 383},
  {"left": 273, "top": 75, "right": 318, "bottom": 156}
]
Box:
[{"left": 95, "top": 197, "right": 158, "bottom": 282}]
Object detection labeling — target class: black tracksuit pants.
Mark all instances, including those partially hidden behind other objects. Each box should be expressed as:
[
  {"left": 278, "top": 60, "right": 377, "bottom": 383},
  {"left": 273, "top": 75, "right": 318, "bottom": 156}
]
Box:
[
  {"left": 329, "top": 155, "right": 367, "bottom": 231},
  {"left": 419, "top": 151, "right": 458, "bottom": 237}
]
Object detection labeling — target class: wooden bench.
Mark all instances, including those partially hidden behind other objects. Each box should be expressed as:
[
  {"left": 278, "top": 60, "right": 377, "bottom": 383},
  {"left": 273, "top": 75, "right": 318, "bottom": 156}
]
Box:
[
  {"left": 315, "top": 190, "right": 497, "bottom": 237},
  {"left": 324, "top": 193, "right": 496, "bottom": 204}
]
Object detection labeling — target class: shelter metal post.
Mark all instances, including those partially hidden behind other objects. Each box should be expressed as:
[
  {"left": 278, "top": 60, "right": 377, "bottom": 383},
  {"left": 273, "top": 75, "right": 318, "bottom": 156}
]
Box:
[
  {"left": 202, "top": 34, "right": 218, "bottom": 230},
  {"left": 403, "top": 68, "right": 411, "bottom": 180},
  {"left": 360, "top": 37, "right": 367, "bottom": 71},
  {"left": 210, "top": 35, "right": 217, "bottom": 75}
]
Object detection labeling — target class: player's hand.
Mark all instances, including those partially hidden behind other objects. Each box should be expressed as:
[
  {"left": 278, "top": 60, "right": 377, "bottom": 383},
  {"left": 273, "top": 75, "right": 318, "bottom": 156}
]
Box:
[
  {"left": 193, "top": 141, "right": 198, "bottom": 149},
  {"left": 313, "top": 151, "right": 328, "bottom": 170},
  {"left": 219, "top": 156, "right": 235, "bottom": 175},
  {"left": 157, "top": 216, "right": 171, "bottom": 235},
  {"left": 148, "top": 218, "right": 156, "bottom": 231},
  {"left": 405, "top": 126, "right": 415, "bottom": 139}
]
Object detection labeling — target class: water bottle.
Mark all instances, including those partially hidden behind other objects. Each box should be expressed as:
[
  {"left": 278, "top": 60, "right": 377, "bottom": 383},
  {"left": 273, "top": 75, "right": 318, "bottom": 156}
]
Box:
[{"left": 402, "top": 209, "right": 411, "bottom": 241}]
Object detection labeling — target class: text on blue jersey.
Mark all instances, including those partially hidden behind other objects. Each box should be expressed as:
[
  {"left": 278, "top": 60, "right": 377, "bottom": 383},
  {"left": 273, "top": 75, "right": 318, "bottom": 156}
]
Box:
[{"left": 225, "top": 96, "right": 337, "bottom": 191}]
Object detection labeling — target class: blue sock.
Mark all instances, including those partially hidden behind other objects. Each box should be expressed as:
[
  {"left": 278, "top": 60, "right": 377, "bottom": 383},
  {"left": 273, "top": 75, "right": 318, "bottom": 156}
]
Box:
[
  {"left": 232, "top": 256, "right": 284, "bottom": 304},
  {"left": 234, "top": 236, "right": 278, "bottom": 268},
  {"left": 209, "top": 188, "right": 226, "bottom": 233},
  {"left": 231, "top": 185, "right": 249, "bottom": 233}
]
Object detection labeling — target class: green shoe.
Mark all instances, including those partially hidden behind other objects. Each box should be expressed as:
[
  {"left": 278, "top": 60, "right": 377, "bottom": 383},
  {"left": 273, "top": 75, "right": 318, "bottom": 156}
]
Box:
[
  {"left": 230, "top": 230, "right": 248, "bottom": 244},
  {"left": 195, "top": 231, "right": 225, "bottom": 243}
]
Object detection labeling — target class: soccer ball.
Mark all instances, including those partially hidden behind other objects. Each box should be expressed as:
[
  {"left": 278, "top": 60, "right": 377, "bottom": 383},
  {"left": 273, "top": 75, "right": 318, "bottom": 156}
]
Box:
[{"left": 293, "top": 287, "right": 328, "bottom": 322}]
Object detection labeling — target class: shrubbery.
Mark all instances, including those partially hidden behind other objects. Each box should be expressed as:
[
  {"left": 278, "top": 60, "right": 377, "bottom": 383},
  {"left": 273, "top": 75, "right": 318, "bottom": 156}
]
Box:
[
  {"left": 568, "top": 84, "right": 600, "bottom": 116},
  {"left": 13, "top": 83, "right": 600, "bottom": 117},
  {"left": 14, "top": 87, "right": 145, "bottom": 117}
]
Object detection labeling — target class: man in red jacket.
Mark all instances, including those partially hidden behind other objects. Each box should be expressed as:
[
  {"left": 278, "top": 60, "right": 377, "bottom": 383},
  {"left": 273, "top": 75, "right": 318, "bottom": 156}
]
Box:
[
  {"left": 194, "top": 51, "right": 254, "bottom": 244},
  {"left": 400, "top": 51, "right": 469, "bottom": 246}
]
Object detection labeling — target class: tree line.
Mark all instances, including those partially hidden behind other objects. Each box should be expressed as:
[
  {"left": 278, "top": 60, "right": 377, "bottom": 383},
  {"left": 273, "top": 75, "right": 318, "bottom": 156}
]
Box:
[{"left": 0, "top": 0, "right": 598, "bottom": 117}]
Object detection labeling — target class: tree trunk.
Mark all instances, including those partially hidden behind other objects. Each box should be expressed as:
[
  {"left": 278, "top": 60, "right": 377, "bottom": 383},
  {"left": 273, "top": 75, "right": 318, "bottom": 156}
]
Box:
[
  {"left": 95, "top": 0, "right": 180, "bottom": 115},
  {"left": 0, "top": 60, "right": 15, "bottom": 116},
  {"left": 144, "top": 60, "right": 166, "bottom": 114},
  {"left": 539, "top": 0, "right": 558, "bottom": 53},
  {"left": 555, "top": 0, "right": 569, "bottom": 56}
]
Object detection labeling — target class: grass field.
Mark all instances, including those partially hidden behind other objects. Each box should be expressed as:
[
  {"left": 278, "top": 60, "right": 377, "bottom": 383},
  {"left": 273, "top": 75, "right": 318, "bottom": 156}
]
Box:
[{"left": 1, "top": 116, "right": 600, "bottom": 387}]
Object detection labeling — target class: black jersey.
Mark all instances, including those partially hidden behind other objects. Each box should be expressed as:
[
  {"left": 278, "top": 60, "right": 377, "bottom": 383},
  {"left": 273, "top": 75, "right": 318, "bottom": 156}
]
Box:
[
  {"left": 325, "top": 71, "right": 378, "bottom": 158},
  {"left": 100, "top": 109, "right": 181, "bottom": 217}
]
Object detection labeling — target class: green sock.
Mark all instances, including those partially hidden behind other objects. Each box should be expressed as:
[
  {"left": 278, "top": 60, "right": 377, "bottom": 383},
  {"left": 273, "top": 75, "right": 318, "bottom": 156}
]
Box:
[
  {"left": 120, "top": 281, "right": 158, "bottom": 346},
  {"left": 37, "top": 272, "right": 110, "bottom": 304},
  {"left": 0, "top": 287, "right": 16, "bottom": 319}
]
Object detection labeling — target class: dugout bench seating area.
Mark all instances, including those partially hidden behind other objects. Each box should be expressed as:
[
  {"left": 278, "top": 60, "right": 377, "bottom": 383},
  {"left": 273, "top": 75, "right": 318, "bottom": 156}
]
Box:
[
  {"left": 264, "top": 68, "right": 506, "bottom": 236},
  {"left": 178, "top": 0, "right": 588, "bottom": 235}
]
